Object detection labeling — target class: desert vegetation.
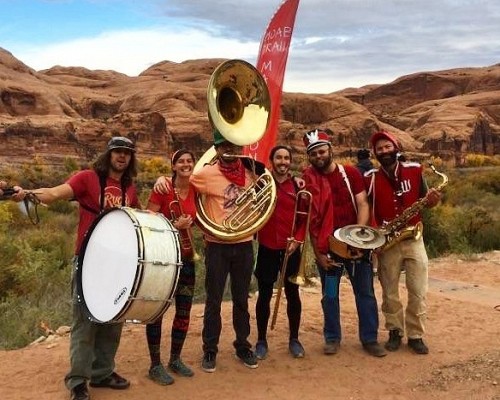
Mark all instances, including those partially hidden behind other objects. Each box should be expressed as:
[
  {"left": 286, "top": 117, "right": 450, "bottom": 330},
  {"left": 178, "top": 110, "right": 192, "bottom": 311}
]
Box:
[{"left": 0, "top": 155, "right": 499, "bottom": 349}]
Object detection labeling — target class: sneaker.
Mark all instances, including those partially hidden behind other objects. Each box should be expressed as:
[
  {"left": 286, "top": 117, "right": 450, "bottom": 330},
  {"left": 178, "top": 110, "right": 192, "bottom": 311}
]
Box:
[
  {"left": 362, "top": 342, "right": 387, "bottom": 357},
  {"left": 254, "top": 340, "right": 268, "bottom": 360},
  {"left": 169, "top": 358, "right": 194, "bottom": 377},
  {"left": 323, "top": 340, "right": 340, "bottom": 355},
  {"left": 289, "top": 339, "right": 305, "bottom": 358},
  {"left": 148, "top": 364, "right": 174, "bottom": 385},
  {"left": 408, "top": 338, "right": 429, "bottom": 355},
  {"left": 70, "top": 383, "right": 89, "bottom": 400},
  {"left": 235, "top": 348, "right": 259, "bottom": 369},
  {"left": 385, "top": 330, "right": 402, "bottom": 352},
  {"left": 201, "top": 352, "right": 217, "bottom": 373}
]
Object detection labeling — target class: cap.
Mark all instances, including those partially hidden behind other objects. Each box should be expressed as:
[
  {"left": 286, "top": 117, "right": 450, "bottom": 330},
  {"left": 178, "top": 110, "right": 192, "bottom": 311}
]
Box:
[
  {"left": 213, "top": 129, "right": 227, "bottom": 146},
  {"left": 370, "top": 131, "right": 400, "bottom": 151},
  {"left": 303, "top": 129, "right": 331, "bottom": 153},
  {"left": 107, "top": 136, "right": 136, "bottom": 152}
]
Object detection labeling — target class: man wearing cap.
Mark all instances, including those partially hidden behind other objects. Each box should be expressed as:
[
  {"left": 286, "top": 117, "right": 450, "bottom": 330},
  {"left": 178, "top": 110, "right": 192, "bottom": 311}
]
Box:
[
  {"left": 302, "top": 129, "right": 386, "bottom": 358},
  {"left": 366, "top": 130, "right": 441, "bottom": 355},
  {"left": 154, "top": 129, "right": 263, "bottom": 372},
  {"left": 28, "top": 136, "right": 140, "bottom": 400}
]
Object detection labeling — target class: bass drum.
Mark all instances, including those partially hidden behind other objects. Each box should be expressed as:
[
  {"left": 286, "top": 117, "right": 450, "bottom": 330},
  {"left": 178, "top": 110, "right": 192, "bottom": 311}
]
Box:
[{"left": 77, "top": 207, "right": 181, "bottom": 324}]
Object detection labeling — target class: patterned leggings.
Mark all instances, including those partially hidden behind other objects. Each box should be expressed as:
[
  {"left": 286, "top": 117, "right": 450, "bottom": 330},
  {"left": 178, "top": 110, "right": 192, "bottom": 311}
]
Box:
[{"left": 146, "top": 260, "right": 196, "bottom": 366}]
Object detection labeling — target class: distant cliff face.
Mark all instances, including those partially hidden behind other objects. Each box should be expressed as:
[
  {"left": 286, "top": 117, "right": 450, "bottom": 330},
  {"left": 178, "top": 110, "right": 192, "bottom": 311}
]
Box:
[{"left": 1, "top": 47, "right": 499, "bottom": 168}]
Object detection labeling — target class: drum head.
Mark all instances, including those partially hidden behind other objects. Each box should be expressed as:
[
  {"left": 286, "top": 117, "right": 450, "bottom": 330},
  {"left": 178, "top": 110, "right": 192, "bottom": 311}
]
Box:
[{"left": 79, "top": 208, "right": 139, "bottom": 323}]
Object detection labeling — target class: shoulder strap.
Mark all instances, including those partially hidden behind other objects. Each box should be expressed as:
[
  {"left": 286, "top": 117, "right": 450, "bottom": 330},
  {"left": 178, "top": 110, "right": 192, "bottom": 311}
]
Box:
[
  {"left": 120, "top": 180, "right": 126, "bottom": 207},
  {"left": 79, "top": 173, "right": 126, "bottom": 214},
  {"left": 99, "top": 174, "right": 107, "bottom": 211},
  {"left": 338, "top": 165, "right": 357, "bottom": 214},
  {"left": 291, "top": 176, "right": 300, "bottom": 194}
]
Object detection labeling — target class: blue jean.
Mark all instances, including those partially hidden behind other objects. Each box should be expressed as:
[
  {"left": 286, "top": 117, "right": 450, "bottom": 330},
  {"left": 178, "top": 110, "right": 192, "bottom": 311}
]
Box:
[{"left": 317, "top": 255, "right": 379, "bottom": 344}]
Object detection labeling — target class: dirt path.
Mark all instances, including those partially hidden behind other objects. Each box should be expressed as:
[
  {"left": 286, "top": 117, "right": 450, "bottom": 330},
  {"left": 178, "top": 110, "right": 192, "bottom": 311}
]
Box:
[{"left": 1, "top": 251, "right": 499, "bottom": 400}]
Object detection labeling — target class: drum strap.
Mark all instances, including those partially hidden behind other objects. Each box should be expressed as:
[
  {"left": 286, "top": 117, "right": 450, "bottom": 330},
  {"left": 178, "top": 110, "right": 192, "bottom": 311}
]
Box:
[{"left": 78, "top": 173, "right": 127, "bottom": 215}]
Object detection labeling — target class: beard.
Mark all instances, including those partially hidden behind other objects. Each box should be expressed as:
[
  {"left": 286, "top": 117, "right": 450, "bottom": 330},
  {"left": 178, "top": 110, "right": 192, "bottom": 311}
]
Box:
[
  {"left": 110, "top": 159, "right": 129, "bottom": 173},
  {"left": 376, "top": 151, "right": 398, "bottom": 167},
  {"left": 273, "top": 163, "right": 289, "bottom": 177},
  {"left": 311, "top": 152, "right": 333, "bottom": 173}
]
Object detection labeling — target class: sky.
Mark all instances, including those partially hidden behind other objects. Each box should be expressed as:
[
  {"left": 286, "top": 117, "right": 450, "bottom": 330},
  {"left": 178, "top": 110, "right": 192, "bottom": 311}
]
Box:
[{"left": 1, "top": 0, "right": 499, "bottom": 93}]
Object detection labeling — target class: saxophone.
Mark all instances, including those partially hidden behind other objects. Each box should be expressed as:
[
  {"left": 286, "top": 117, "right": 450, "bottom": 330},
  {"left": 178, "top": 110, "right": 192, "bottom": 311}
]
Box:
[{"left": 377, "top": 164, "right": 448, "bottom": 252}]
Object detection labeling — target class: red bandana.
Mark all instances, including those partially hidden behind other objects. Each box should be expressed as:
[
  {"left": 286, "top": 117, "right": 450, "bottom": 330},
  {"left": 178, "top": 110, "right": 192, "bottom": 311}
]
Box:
[{"left": 218, "top": 159, "right": 245, "bottom": 187}]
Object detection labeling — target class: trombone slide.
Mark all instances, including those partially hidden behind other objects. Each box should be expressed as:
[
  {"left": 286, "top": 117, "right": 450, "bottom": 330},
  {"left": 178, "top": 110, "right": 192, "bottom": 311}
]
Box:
[{"left": 270, "top": 189, "right": 312, "bottom": 330}]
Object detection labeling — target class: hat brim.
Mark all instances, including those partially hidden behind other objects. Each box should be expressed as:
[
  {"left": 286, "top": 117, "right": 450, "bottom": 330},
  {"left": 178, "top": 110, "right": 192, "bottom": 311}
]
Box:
[
  {"left": 307, "top": 141, "right": 330, "bottom": 153},
  {"left": 371, "top": 131, "right": 399, "bottom": 150},
  {"left": 108, "top": 146, "right": 136, "bottom": 152}
]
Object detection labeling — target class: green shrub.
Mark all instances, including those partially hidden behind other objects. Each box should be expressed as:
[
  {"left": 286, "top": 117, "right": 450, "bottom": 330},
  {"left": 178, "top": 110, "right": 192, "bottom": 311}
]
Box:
[
  {"left": 423, "top": 168, "right": 500, "bottom": 257},
  {"left": 1, "top": 160, "right": 498, "bottom": 350}
]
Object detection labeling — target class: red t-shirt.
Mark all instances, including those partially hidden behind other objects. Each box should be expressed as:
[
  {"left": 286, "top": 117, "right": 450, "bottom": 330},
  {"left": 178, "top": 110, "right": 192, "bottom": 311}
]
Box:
[
  {"left": 304, "top": 164, "right": 364, "bottom": 254},
  {"left": 257, "top": 176, "right": 306, "bottom": 250},
  {"left": 326, "top": 165, "right": 365, "bottom": 230},
  {"left": 147, "top": 183, "right": 197, "bottom": 222},
  {"left": 67, "top": 170, "right": 140, "bottom": 254}
]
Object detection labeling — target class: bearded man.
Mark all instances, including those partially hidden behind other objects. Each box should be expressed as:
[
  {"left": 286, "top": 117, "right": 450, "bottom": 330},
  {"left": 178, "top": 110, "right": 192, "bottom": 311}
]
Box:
[
  {"left": 303, "top": 129, "right": 386, "bottom": 358},
  {"left": 365, "top": 130, "right": 441, "bottom": 355},
  {"left": 254, "top": 145, "right": 307, "bottom": 360}
]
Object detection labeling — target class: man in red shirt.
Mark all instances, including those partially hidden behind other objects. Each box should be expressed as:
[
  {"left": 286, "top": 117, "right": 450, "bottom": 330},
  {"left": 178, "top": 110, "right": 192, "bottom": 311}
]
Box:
[
  {"left": 365, "top": 130, "right": 441, "bottom": 355},
  {"left": 303, "top": 129, "right": 386, "bottom": 358},
  {"left": 26, "top": 137, "right": 140, "bottom": 400},
  {"left": 254, "top": 145, "right": 307, "bottom": 360}
]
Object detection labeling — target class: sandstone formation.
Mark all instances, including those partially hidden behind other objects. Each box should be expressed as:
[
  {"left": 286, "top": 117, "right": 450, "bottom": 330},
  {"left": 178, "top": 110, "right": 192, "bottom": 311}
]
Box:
[{"left": 1, "top": 47, "right": 499, "bottom": 169}]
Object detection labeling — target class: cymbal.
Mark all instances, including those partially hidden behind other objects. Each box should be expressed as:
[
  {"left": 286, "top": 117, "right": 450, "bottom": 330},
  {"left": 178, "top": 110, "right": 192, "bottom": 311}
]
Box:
[{"left": 334, "top": 225, "right": 386, "bottom": 250}]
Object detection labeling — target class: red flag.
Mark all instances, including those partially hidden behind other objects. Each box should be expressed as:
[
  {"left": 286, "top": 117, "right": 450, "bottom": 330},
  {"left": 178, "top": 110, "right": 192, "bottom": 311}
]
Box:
[{"left": 243, "top": 0, "right": 300, "bottom": 164}]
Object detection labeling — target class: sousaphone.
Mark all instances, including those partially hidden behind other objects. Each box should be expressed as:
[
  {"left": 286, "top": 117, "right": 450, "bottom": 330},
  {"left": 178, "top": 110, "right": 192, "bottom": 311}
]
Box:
[{"left": 194, "top": 59, "right": 277, "bottom": 241}]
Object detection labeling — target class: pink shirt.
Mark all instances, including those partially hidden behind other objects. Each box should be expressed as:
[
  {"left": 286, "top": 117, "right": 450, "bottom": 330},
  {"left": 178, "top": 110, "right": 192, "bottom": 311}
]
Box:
[{"left": 190, "top": 162, "right": 254, "bottom": 243}]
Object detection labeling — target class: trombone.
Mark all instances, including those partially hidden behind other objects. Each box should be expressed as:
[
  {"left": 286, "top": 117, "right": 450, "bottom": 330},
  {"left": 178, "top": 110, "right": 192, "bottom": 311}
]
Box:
[
  {"left": 169, "top": 187, "right": 201, "bottom": 261},
  {"left": 270, "top": 189, "right": 312, "bottom": 330}
]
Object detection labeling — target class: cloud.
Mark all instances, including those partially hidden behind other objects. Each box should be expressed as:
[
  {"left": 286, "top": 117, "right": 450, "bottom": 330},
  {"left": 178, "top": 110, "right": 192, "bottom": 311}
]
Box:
[
  {"left": 3, "top": 0, "right": 500, "bottom": 93},
  {"left": 14, "top": 28, "right": 259, "bottom": 76}
]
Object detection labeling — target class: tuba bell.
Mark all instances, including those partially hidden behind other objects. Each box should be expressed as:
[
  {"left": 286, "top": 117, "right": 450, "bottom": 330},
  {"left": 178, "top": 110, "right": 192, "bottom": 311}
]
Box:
[{"left": 194, "top": 59, "right": 277, "bottom": 241}]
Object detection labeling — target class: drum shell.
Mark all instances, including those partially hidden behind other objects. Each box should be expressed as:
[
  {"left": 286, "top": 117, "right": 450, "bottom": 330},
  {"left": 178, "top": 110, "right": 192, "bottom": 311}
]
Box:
[{"left": 77, "top": 207, "right": 181, "bottom": 324}]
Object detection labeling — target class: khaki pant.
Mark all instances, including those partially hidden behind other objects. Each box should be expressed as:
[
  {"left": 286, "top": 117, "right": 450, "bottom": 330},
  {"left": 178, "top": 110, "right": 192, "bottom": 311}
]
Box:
[{"left": 377, "top": 236, "right": 428, "bottom": 339}]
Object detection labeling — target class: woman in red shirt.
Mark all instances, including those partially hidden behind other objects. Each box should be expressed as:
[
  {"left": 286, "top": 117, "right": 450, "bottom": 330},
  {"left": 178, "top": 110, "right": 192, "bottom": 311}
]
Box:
[{"left": 145, "top": 149, "right": 198, "bottom": 385}]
